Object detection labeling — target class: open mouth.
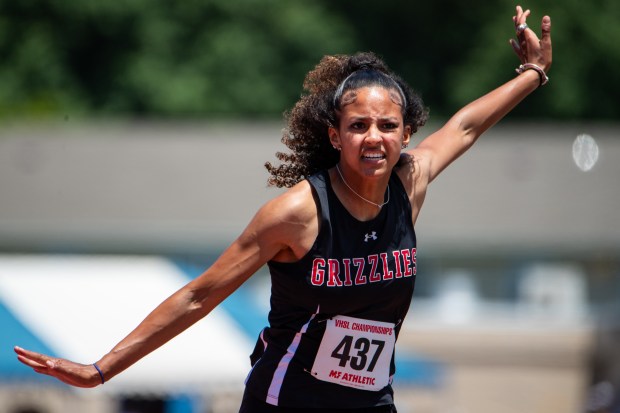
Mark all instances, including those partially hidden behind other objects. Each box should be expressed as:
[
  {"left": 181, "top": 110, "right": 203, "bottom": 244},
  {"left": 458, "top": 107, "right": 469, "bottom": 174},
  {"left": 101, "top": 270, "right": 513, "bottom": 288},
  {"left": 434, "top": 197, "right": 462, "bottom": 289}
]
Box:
[{"left": 361, "top": 153, "right": 385, "bottom": 161}]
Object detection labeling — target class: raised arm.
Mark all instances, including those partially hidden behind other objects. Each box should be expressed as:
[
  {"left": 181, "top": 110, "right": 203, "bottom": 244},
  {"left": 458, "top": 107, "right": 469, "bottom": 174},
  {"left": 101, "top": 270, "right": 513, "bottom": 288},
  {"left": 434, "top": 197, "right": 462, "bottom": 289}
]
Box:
[
  {"left": 14, "top": 182, "right": 317, "bottom": 387},
  {"left": 410, "top": 5, "right": 552, "bottom": 183}
]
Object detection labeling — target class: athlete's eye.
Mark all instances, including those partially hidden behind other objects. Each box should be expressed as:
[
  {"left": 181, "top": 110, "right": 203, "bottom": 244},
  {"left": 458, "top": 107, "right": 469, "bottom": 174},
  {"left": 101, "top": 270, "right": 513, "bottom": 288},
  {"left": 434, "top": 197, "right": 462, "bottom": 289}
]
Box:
[{"left": 382, "top": 123, "right": 398, "bottom": 130}]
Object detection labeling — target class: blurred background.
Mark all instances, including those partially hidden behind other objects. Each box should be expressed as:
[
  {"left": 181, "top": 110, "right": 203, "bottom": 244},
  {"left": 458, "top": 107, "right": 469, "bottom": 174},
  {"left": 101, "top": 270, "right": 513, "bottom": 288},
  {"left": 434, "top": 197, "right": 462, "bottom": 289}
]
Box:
[{"left": 1, "top": 1, "right": 619, "bottom": 413}]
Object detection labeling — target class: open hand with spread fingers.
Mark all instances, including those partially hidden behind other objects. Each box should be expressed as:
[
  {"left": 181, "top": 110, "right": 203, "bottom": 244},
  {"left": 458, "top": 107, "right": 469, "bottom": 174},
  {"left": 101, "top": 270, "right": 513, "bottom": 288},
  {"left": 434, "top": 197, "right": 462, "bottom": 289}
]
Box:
[{"left": 510, "top": 5, "right": 552, "bottom": 87}]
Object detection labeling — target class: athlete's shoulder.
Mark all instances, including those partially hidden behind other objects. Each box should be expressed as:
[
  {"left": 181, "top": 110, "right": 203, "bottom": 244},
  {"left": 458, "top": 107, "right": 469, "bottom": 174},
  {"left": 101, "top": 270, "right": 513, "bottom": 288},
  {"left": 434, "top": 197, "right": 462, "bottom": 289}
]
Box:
[
  {"left": 252, "top": 179, "right": 318, "bottom": 239},
  {"left": 257, "top": 179, "right": 319, "bottom": 261},
  {"left": 268, "top": 179, "right": 317, "bottom": 221}
]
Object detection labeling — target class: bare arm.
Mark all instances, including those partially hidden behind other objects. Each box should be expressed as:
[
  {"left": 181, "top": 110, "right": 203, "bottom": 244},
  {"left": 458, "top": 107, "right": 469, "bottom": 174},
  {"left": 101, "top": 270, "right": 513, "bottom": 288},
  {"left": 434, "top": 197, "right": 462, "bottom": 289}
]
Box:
[
  {"left": 410, "top": 6, "right": 552, "bottom": 183},
  {"left": 14, "top": 182, "right": 317, "bottom": 387}
]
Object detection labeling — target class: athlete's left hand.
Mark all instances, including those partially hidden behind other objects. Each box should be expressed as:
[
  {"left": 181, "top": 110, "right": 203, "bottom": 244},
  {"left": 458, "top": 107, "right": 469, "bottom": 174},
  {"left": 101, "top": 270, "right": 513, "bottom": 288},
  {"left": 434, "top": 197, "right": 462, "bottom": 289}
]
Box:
[{"left": 510, "top": 5, "right": 552, "bottom": 72}]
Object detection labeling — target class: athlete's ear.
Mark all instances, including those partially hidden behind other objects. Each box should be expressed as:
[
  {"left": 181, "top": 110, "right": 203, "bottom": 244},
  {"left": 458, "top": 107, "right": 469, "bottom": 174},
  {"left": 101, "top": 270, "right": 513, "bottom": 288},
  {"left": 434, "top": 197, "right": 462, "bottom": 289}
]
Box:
[
  {"left": 402, "top": 125, "right": 412, "bottom": 149},
  {"left": 328, "top": 126, "right": 341, "bottom": 150}
]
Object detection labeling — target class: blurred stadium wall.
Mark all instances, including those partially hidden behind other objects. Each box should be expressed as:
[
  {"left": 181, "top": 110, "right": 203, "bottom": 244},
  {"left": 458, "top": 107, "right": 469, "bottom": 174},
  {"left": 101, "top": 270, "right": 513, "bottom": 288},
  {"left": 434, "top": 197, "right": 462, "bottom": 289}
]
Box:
[{"left": 1, "top": 121, "right": 619, "bottom": 413}]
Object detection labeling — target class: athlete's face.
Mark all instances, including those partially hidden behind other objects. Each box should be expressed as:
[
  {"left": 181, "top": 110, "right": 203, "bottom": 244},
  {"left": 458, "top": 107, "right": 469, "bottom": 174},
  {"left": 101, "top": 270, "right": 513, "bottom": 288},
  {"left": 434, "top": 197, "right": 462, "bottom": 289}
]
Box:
[{"left": 329, "top": 86, "right": 411, "bottom": 180}]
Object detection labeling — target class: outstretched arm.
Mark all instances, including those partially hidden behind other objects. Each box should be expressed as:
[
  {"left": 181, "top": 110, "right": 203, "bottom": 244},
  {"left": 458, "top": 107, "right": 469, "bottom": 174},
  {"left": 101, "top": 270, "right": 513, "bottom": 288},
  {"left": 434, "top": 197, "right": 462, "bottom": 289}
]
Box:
[
  {"left": 14, "top": 184, "right": 316, "bottom": 387},
  {"left": 410, "top": 5, "right": 552, "bottom": 183},
  {"left": 14, "top": 234, "right": 273, "bottom": 387}
]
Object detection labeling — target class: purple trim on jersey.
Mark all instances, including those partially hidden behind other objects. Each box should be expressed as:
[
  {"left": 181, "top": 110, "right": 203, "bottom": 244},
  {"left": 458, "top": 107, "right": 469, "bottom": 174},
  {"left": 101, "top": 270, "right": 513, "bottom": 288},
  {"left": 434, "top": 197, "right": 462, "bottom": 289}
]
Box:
[
  {"left": 266, "top": 305, "right": 320, "bottom": 406},
  {"left": 260, "top": 328, "right": 268, "bottom": 349}
]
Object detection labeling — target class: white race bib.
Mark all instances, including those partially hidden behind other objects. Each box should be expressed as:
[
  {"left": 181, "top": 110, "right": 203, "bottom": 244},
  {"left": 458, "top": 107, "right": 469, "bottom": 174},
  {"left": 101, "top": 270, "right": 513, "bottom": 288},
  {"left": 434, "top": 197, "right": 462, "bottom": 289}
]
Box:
[{"left": 310, "top": 315, "right": 395, "bottom": 391}]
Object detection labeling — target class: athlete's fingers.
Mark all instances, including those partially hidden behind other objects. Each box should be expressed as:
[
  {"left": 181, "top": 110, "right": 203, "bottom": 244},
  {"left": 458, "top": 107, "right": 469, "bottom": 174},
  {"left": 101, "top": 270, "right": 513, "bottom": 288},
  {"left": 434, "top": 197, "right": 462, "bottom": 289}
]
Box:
[
  {"left": 540, "top": 16, "right": 552, "bottom": 49},
  {"left": 14, "top": 346, "right": 51, "bottom": 367},
  {"left": 509, "top": 38, "right": 526, "bottom": 64},
  {"left": 16, "top": 353, "right": 44, "bottom": 368},
  {"left": 514, "top": 5, "right": 523, "bottom": 27}
]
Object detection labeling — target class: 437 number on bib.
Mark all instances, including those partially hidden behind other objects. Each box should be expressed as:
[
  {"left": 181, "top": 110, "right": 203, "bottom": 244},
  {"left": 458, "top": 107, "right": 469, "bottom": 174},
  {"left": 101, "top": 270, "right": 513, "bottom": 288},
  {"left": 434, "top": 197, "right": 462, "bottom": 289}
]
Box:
[
  {"left": 331, "top": 335, "right": 385, "bottom": 372},
  {"left": 311, "top": 315, "right": 395, "bottom": 391}
]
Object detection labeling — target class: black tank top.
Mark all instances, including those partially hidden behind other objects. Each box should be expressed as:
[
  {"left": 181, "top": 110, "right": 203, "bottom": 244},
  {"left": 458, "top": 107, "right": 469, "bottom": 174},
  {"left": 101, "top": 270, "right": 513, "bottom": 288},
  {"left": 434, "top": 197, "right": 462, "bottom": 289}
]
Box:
[{"left": 244, "top": 169, "right": 417, "bottom": 409}]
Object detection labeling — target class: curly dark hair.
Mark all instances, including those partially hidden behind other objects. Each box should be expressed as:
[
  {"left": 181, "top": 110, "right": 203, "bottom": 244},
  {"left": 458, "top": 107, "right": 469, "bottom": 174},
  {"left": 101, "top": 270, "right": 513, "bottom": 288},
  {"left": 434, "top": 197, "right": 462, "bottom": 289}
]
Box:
[{"left": 265, "top": 52, "right": 429, "bottom": 188}]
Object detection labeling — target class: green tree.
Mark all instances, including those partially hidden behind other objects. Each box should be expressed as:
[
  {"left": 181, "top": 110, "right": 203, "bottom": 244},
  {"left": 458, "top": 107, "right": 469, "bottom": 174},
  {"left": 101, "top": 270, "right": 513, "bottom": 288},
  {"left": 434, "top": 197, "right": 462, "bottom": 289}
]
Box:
[
  {"left": 2, "top": 0, "right": 617, "bottom": 120},
  {"left": 448, "top": 0, "right": 620, "bottom": 119},
  {"left": 0, "top": 0, "right": 357, "bottom": 119},
  {"left": 324, "top": 0, "right": 620, "bottom": 121}
]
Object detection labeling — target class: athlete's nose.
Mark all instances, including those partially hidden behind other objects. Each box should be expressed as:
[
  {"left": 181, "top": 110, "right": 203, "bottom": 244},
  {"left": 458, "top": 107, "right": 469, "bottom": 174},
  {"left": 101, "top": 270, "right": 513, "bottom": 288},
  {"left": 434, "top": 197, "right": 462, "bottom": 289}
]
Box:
[{"left": 365, "top": 125, "right": 382, "bottom": 145}]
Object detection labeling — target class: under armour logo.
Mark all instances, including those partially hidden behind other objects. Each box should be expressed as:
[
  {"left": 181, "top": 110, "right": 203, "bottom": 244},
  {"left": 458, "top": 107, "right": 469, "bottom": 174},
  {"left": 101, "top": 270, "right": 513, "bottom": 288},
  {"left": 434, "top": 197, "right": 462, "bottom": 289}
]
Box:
[{"left": 364, "top": 231, "right": 378, "bottom": 242}]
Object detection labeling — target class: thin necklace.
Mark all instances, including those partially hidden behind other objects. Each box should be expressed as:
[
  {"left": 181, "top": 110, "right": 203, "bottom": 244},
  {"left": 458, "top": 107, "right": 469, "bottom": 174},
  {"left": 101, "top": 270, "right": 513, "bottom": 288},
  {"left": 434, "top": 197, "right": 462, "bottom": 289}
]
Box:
[{"left": 335, "top": 164, "right": 390, "bottom": 209}]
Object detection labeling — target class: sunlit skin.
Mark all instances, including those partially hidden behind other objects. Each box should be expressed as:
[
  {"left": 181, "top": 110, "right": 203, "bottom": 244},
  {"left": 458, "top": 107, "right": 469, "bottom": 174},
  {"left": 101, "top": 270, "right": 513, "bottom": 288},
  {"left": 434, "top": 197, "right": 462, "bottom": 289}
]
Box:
[{"left": 328, "top": 87, "right": 411, "bottom": 216}]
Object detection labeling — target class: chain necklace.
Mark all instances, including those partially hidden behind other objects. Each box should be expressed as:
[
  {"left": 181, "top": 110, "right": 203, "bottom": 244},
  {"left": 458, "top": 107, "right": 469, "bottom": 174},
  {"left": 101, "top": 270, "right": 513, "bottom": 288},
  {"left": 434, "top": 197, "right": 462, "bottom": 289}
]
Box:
[{"left": 335, "top": 164, "right": 390, "bottom": 209}]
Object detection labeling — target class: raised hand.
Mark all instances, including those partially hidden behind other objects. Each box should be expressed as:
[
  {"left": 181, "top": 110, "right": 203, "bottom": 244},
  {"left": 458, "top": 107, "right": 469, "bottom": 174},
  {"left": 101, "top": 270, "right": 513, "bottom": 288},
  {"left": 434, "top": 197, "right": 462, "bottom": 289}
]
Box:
[
  {"left": 14, "top": 346, "right": 103, "bottom": 388},
  {"left": 510, "top": 5, "right": 552, "bottom": 73}
]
